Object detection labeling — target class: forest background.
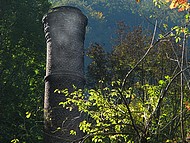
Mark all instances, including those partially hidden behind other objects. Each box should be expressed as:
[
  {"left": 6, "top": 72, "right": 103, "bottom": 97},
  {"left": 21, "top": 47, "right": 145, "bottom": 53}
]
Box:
[{"left": 1, "top": 0, "right": 190, "bottom": 143}]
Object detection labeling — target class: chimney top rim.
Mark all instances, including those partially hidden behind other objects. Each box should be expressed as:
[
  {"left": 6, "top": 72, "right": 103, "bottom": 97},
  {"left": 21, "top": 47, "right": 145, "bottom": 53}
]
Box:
[{"left": 42, "top": 6, "right": 88, "bottom": 25}]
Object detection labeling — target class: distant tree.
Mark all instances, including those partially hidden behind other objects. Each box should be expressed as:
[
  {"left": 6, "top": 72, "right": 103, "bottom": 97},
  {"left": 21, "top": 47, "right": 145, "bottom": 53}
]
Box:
[
  {"left": 0, "top": 0, "right": 50, "bottom": 142},
  {"left": 59, "top": 24, "right": 190, "bottom": 143},
  {"left": 86, "top": 43, "right": 111, "bottom": 88},
  {"left": 86, "top": 22, "right": 179, "bottom": 87},
  {"left": 48, "top": 0, "right": 184, "bottom": 24}
]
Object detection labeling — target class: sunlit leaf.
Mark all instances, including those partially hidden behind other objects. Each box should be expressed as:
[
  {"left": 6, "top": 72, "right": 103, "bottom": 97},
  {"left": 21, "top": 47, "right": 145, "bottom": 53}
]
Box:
[
  {"left": 11, "top": 139, "right": 19, "bottom": 143},
  {"left": 166, "top": 0, "right": 189, "bottom": 11},
  {"left": 26, "top": 111, "right": 31, "bottom": 118},
  {"left": 70, "top": 130, "right": 77, "bottom": 135}
]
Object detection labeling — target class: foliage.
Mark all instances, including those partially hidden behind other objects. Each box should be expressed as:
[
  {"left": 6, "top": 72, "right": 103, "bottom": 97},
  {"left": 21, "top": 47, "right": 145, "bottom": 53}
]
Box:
[
  {"left": 57, "top": 4, "right": 190, "bottom": 141},
  {"left": 0, "top": 0, "right": 50, "bottom": 142},
  {"left": 58, "top": 77, "right": 190, "bottom": 142},
  {"left": 49, "top": 0, "right": 185, "bottom": 24},
  {"left": 86, "top": 22, "right": 178, "bottom": 87},
  {"left": 1, "top": 0, "right": 190, "bottom": 142}
]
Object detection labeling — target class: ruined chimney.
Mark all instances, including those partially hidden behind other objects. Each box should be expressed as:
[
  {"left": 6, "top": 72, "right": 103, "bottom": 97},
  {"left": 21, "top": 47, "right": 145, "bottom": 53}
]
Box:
[{"left": 42, "top": 6, "right": 88, "bottom": 143}]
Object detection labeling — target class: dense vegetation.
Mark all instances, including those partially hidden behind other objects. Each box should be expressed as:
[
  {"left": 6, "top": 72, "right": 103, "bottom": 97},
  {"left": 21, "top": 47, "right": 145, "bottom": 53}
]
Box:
[
  {"left": 60, "top": 22, "right": 190, "bottom": 142},
  {"left": 48, "top": 0, "right": 185, "bottom": 48},
  {"left": 53, "top": 1, "right": 190, "bottom": 142},
  {"left": 1, "top": 0, "right": 50, "bottom": 142},
  {"left": 1, "top": 0, "right": 190, "bottom": 143}
]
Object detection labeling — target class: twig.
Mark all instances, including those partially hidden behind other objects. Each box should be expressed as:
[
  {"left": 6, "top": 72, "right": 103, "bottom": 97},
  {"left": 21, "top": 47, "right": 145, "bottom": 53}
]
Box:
[
  {"left": 118, "top": 21, "right": 160, "bottom": 141},
  {"left": 145, "top": 66, "right": 190, "bottom": 131},
  {"left": 121, "top": 20, "right": 158, "bottom": 91},
  {"left": 169, "top": 40, "right": 190, "bottom": 90},
  {"left": 118, "top": 89, "right": 141, "bottom": 139},
  {"left": 180, "top": 25, "right": 186, "bottom": 142},
  {"left": 160, "top": 109, "right": 188, "bottom": 132}
]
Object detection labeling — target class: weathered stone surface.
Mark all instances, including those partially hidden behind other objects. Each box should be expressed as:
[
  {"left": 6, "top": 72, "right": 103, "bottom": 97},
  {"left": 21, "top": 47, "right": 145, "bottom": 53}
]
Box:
[{"left": 42, "top": 6, "right": 88, "bottom": 143}]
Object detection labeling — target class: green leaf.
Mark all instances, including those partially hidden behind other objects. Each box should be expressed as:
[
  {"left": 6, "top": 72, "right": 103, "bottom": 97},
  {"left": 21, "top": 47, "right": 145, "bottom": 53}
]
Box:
[
  {"left": 163, "top": 23, "right": 168, "bottom": 30},
  {"left": 115, "top": 125, "right": 121, "bottom": 132},
  {"left": 70, "top": 130, "right": 77, "bottom": 135},
  {"left": 11, "top": 139, "right": 19, "bottom": 143},
  {"left": 34, "top": 69, "right": 39, "bottom": 75},
  {"left": 26, "top": 112, "right": 31, "bottom": 118},
  {"left": 54, "top": 89, "right": 61, "bottom": 94},
  {"left": 175, "top": 37, "right": 181, "bottom": 43},
  {"left": 59, "top": 102, "right": 64, "bottom": 106},
  {"left": 164, "top": 75, "right": 171, "bottom": 81},
  {"left": 158, "top": 80, "right": 165, "bottom": 85}
]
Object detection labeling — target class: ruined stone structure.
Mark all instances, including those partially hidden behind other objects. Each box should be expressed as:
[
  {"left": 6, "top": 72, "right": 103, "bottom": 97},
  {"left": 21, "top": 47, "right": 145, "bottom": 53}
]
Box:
[{"left": 42, "top": 6, "right": 88, "bottom": 143}]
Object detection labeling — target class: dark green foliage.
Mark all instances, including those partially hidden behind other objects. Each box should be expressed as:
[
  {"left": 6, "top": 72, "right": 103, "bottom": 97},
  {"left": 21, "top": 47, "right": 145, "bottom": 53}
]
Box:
[
  {"left": 86, "top": 43, "right": 111, "bottom": 88},
  {"left": 73, "top": 22, "right": 190, "bottom": 142},
  {"left": 0, "top": 0, "right": 50, "bottom": 142},
  {"left": 86, "top": 22, "right": 178, "bottom": 87},
  {"left": 1, "top": 0, "right": 190, "bottom": 142}
]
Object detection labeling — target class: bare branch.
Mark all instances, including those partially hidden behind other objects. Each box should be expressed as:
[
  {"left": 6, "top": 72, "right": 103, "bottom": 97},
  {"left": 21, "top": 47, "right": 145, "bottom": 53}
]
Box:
[
  {"left": 145, "top": 66, "right": 190, "bottom": 131},
  {"left": 121, "top": 20, "right": 158, "bottom": 90}
]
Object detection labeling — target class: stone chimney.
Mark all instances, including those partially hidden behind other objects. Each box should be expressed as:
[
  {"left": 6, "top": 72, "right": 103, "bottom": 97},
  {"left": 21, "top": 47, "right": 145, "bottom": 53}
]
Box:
[{"left": 42, "top": 6, "right": 88, "bottom": 143}]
